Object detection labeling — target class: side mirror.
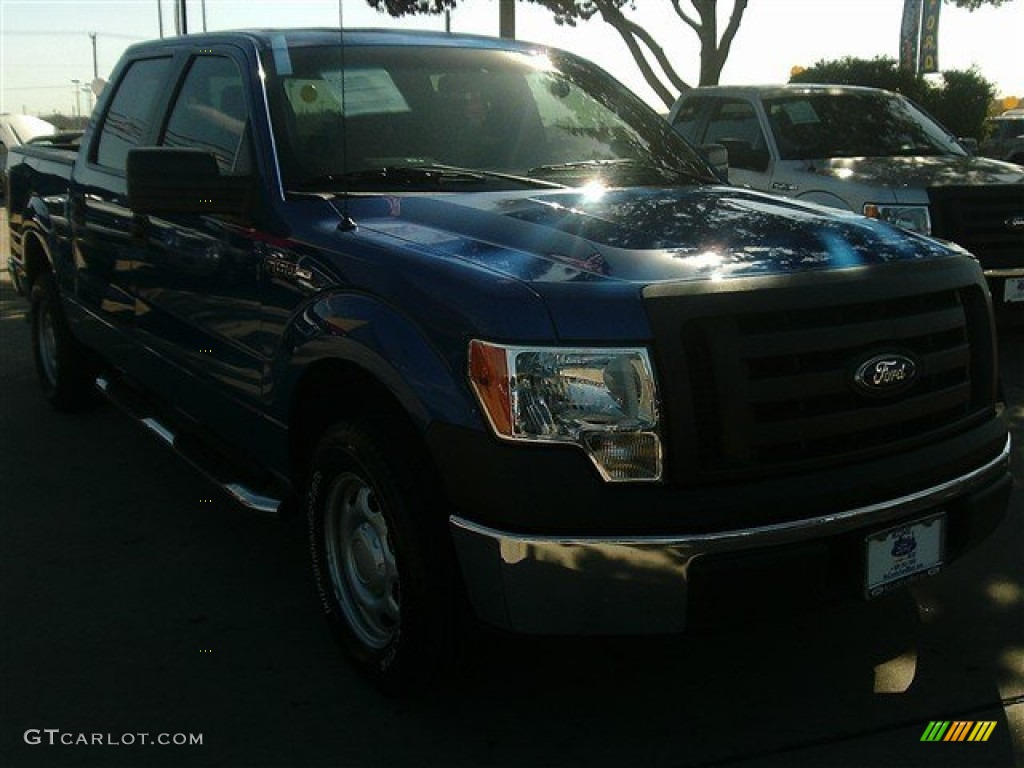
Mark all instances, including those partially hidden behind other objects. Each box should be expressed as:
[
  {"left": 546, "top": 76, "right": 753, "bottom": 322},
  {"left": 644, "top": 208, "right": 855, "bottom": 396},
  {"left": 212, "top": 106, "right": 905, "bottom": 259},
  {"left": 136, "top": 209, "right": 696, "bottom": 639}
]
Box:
[
  {"left": 958, "top": 137, "right": 979, "bottom": 155},
  {"left": 127, "top": 147, "right": 252, "bottom": 216},
  {"left": 700, "top": 143, "right": 729, "bottom": 178},
  {"left": 718, "top": 138, "right": 770, "bottom": 173}
]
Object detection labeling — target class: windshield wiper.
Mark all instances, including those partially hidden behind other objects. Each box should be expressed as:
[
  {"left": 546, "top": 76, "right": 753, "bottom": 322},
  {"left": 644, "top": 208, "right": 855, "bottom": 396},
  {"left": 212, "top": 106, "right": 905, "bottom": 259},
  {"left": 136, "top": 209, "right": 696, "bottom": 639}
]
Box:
[
  {"left": 294, "top": 164, "right": 564, "bottom": 192},
  {"left": 528, "top": 158, "right": 712, "bottom": 184}
]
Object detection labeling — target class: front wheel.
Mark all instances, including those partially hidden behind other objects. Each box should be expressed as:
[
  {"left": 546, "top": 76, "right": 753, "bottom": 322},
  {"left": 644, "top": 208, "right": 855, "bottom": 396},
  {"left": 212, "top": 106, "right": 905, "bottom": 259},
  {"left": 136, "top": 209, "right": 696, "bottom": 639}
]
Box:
[
  {"left": 307, "top": 420, "right": 469, "bottom": 692},
  {"left": 31, "top": 272, "right": 98, "bottom": 412}
]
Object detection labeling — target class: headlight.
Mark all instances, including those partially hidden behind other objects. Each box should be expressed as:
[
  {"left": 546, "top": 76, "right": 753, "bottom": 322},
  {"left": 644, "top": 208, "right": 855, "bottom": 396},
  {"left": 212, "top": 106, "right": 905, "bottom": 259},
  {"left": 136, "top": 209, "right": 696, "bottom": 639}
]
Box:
[
  {"left": 863, "top": 203, "right": 931, "bottom": 235},
  {"left": 468, "top": 340, "right": 662, "bottom": 482}
]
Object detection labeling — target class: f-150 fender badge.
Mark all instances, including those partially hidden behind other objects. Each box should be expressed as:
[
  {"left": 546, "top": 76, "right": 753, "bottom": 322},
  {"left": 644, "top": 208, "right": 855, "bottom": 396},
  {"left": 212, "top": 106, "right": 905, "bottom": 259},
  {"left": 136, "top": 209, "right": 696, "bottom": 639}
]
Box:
[{"left": 852, "top": 352, "right": 918, "bottom": 397}]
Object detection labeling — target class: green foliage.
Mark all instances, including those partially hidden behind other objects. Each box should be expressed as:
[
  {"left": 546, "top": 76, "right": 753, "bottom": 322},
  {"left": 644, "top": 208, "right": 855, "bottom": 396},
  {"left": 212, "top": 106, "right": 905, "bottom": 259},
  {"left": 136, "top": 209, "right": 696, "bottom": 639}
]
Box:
[
  {"left": 365, "top": 0, "right": 457, "bottom": 16},
  {"left": 791, "top": 56, "right": 927, "bottom": 101},
  {"left": 947, "top": 0, "right": 1013, "bottom": 8},
  {"left": 365, "top": 0, "right": 633, "bottom": 23},
  {"left": 925, "top": 69, "right": 996, "bottom": 140},
  {"left": 790, "top": 56, "right": 996, "bottom": 140}
]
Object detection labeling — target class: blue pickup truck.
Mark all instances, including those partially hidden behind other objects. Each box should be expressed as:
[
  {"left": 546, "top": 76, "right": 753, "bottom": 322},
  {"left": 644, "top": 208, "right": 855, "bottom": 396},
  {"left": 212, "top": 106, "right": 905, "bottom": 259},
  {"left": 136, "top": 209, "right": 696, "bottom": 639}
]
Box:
[{"left": 5, "top": 29, "right": 1012, "bottom": 691}]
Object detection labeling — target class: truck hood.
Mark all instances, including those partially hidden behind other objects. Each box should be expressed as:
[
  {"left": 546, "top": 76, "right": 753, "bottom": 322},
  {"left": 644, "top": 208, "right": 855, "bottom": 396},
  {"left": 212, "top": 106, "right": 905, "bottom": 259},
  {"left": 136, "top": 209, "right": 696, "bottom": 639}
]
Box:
[
  {"left": 804, "top": 154, "right": 1024, "bottom": 189},
  {"left": 351, "top": 185, "right": 960, "bottom": 284}
]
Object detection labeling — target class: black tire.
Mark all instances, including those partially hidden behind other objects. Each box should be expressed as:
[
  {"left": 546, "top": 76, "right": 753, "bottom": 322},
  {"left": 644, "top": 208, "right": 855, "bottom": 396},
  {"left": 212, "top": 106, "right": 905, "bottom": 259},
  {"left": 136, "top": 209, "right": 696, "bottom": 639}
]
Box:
[
  {"left": 31, "top": 272, "right": 98, "bottom": 412},
  {"left": 307, "top": 419, "right": 470, "bottom": 692}
]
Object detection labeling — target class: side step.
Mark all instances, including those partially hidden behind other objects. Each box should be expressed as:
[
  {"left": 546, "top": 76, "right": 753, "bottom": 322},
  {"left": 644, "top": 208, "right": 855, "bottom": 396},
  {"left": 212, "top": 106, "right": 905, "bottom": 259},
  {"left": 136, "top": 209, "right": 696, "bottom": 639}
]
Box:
[{"left": 96, "top": 375, "right": 283, "bottom": 515}]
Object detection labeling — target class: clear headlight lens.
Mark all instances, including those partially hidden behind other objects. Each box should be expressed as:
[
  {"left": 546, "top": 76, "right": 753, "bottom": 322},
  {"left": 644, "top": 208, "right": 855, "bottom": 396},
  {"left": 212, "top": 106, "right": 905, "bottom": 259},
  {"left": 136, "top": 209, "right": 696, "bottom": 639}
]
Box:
[
  {"left": 468, "top": 340, "right": 662, "bottom": 482},
  {"left": 863, "top": 203, "right": 932, "bottom": 235}
]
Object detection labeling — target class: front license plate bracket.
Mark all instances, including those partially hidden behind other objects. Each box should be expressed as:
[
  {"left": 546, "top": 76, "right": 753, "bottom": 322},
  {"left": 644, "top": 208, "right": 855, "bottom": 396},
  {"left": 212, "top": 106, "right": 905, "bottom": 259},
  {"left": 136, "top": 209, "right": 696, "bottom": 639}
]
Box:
[
  {"left": 865, "top": 513, "right": 945, "bottom": 599},
  {"left": 1005, "top": 277, "right": 1024, "bottom": 304}
]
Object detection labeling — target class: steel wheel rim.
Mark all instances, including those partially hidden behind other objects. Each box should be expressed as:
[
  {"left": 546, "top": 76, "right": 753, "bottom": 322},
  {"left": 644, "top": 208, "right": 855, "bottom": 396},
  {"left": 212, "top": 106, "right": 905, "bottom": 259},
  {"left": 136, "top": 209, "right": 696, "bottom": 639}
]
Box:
[
  {"left": 37, "top": 302, "right": 58, "bottom": 386},
  {"left": 323, "top": 471, "right": 400, "bottom": 649}
]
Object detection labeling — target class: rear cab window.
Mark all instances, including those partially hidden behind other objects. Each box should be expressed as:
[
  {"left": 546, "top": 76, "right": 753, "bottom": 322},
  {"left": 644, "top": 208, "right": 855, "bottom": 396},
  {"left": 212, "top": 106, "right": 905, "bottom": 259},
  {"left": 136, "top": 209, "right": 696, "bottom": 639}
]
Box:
[
  {"left": 93, "top": 57, "right": 173, "bottom": 171},
  {"left": 160, "top": 55, "right": 253, "bottom": 175}
]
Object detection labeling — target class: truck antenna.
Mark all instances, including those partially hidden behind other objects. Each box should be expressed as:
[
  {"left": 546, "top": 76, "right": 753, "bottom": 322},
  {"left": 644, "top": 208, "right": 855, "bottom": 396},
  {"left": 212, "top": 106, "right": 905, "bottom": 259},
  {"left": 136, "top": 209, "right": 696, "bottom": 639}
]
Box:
[{"left": 337, "top": 0, "right": 351, "bottom": 225}]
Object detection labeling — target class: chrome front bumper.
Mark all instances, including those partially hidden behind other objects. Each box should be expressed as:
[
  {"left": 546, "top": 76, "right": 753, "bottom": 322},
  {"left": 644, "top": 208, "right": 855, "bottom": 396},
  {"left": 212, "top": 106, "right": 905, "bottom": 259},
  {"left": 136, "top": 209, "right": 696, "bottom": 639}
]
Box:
[{"left": 450, "top": 436, "right": 1012, "bottom": 634}]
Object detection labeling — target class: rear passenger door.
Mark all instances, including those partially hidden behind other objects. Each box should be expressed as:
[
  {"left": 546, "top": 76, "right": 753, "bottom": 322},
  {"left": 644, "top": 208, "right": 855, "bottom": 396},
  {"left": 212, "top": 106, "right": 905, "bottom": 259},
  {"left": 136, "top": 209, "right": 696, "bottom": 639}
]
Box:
[{"left": 131, "top": 49, "right": 265, "bottom": 443}]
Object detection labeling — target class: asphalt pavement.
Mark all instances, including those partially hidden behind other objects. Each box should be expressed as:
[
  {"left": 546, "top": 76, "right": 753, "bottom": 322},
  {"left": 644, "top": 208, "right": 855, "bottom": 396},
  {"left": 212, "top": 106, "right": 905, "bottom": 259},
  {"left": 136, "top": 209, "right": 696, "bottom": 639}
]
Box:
[{"left": 0, "top": 207, "right": 1021, "bottom": 767}]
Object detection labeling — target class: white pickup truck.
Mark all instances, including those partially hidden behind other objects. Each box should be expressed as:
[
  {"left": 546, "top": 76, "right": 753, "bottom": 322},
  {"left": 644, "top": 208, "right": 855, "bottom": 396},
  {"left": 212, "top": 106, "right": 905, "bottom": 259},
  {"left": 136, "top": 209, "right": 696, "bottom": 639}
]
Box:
[
  {"left": 0, "top": 114, "right": 56, "bottom": 201},
  {"left": 668, "top": 84, "right": 1024, "bottom": 322}
]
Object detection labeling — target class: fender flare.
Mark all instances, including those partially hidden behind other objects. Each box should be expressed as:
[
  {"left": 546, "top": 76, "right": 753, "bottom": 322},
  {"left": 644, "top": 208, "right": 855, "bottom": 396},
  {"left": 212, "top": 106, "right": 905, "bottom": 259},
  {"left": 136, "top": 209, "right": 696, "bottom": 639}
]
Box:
[
  {"left": 16, "top": 199, "right": 59, "bottom": 286},
  {"left": 793, "top": 190, "right": 854, "bottom": 212},
  {"left": 271, "top": 290, "right": 484, "bottom": 433}
]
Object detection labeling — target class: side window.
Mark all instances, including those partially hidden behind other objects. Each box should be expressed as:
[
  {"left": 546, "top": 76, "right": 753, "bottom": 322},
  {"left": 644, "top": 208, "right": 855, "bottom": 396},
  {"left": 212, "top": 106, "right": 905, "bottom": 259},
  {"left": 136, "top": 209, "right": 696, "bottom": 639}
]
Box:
[
  {"left": 671, "top": 97, "right": 711, "bottom": 142},
  {"left": 161, "top": 56, "right": 251, "bottom": 175},
  {"left": 703, "top": 98, "right": 769, "bottom": 171},
  {"left": 95, "top": 57, "right": 172, "bottom": 171}
]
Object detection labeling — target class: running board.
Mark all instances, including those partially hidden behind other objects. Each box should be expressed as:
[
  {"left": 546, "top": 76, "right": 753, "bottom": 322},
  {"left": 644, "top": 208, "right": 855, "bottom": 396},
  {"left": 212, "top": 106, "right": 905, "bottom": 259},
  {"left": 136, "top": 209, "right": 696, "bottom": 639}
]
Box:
[{"left": 96, "top": 375, "right": 282, "bottom": 515}]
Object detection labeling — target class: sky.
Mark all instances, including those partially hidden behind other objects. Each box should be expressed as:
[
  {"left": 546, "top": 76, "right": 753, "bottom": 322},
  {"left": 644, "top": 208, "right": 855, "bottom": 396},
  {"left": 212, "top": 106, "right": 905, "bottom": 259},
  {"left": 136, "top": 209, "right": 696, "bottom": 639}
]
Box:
[{"left": 0, "top": 0, "right": 1021, "bottom": 117}]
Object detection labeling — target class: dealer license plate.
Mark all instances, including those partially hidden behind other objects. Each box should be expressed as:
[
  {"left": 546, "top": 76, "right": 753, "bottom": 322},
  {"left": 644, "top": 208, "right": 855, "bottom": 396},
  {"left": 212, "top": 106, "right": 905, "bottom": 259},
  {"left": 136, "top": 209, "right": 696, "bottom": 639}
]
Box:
[
  {"left": 865, "top": 513, "right": 945, "bottom": 599},
  {"left": 1005, "top": 277, "right": 1024, "bottom": 304}
]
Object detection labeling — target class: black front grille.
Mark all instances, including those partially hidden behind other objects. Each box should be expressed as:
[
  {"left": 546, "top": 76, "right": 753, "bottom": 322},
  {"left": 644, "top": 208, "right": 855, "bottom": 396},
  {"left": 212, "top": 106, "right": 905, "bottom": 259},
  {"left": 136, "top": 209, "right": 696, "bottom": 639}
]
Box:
[
  {"left": 643, "top": 262, "right": 997, "bottom": 484},
  {"left": 929, "top": 185, "right": 1024, "bottom": 272}
]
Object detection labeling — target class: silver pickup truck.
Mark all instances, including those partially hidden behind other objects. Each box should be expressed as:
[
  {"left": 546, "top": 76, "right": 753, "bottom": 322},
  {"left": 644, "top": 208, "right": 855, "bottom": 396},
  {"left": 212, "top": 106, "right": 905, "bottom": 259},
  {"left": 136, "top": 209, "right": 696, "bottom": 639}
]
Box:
[
  {"left": 668, "top": 84, "right": 1024, "bottom": 322},
  {"left": 981, "top": 109, "right": 1024, "bottom": 166}
]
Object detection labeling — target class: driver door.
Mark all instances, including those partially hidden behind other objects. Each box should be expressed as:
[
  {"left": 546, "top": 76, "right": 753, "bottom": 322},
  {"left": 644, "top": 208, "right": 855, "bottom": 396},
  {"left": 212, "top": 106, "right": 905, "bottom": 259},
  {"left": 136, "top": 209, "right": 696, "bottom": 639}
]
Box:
[
  {"left": 131, "top": 51, "right": 265, "bottom": 443},
  {"left": 700, "top": 98, "right": 772, "bottom": 191}
]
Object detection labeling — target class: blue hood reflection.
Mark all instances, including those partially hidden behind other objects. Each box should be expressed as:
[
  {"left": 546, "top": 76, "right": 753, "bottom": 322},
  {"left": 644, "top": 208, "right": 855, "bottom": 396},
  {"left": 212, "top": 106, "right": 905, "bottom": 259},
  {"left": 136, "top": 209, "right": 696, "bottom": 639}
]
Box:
[{"left": 349, "top": 186, "right": 959, "bottom": 285}]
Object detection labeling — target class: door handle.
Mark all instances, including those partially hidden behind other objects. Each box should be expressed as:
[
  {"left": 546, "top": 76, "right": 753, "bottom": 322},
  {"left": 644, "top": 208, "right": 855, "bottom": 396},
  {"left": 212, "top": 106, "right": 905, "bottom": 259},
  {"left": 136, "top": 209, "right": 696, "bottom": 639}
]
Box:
[{"left": 130, "top": 214, "right": 150, "bottom": 241}]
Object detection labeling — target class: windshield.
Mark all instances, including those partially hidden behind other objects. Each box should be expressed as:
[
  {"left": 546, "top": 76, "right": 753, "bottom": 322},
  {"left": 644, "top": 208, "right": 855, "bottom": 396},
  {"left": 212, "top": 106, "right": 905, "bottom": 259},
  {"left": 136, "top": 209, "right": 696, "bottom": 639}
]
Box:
[
  {"left": 262, "top": 42, "right": 715, "bottom": 192},
  {"left": 763, "top": 91, "right": 966, "bottom": 160}
]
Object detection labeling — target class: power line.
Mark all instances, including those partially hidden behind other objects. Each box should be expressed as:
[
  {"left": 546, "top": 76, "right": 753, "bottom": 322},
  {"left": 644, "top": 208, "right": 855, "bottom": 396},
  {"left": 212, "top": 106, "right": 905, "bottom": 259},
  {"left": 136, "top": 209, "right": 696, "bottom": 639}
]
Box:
[
  {"left": 3, "top": 85, "right": 82, "bottom": 91},
  {"left": 3, "top": 30, "right": 145, "bottom": 41}
]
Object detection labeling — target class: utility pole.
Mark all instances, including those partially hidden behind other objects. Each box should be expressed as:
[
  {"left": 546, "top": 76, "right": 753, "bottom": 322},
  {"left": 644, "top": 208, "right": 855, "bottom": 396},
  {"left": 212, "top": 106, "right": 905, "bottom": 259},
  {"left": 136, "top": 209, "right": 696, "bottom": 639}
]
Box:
[
  {"left": 89, "top": 32, "right": 98, "bottom": 79},
  {"left": 499, "top": 0, "right": 515, "bottom": 39},
  {"left": 71, "top": 79, "right": 81, "bottom": 117},
  {"left": 201, "top": 0, "right": 207, "bottom": 32},
  {"left": 173, "top": 0, "right": 188, "bottom": 35},
  {"left": 157, "top": 0, "right": 164, "bottom": 38}
]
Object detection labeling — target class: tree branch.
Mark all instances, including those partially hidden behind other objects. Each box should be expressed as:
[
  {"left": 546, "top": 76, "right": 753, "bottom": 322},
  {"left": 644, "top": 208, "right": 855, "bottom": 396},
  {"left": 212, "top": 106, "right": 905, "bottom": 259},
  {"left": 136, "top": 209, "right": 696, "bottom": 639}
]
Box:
[
  {"left": 669, "top": 0, "right": 702, "bottom": 34},
  {"left": 365, "top": 0, "right": 457, "bottom": 16},
  {"left": 717, "top": 0, "right": 749, "bottom": 63},
  {"left": 596, "top": 0, "right": 691, "bottom": 94},
  {"left": 592, "top": 2, "right": 676, "bottom": 107}
]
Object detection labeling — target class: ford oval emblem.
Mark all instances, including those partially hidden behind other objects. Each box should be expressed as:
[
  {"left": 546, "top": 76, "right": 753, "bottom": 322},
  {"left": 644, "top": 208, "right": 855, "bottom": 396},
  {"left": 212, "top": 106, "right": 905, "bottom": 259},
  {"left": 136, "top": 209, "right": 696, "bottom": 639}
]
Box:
[
  {"left": 1006, "top": 215, "right": 1024, "bottom": 232},
  {"left": 852, "top": 353, "right": 918, "bottom": 397}
]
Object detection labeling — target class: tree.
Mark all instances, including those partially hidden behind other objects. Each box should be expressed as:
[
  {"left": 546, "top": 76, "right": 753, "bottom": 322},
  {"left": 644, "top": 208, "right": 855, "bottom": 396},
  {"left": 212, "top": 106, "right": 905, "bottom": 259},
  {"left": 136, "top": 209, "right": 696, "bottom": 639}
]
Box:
[
  {"left": 790, "top": 56, "right": 996, "bottom": 140},
  {"left": 922, "top": 68, "right": 996, "bottom": 139},
  {"left": 366, "top": 0, "right": 457, "bottom": 13},
  {"left": 948, "top": 0, "right": 1012, "bottom": 8},
  {"left": 367, "top": 0, "right": 749, "bottom": 107},
  {"left": 367, "top": 0, "right": 1011, "bottom": 109},
  {"left": 790, "top": 56, "right": 928, "bottom": 102},
  {"left": 527, "top": 1, "right": 748, "bottom": 107}
]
